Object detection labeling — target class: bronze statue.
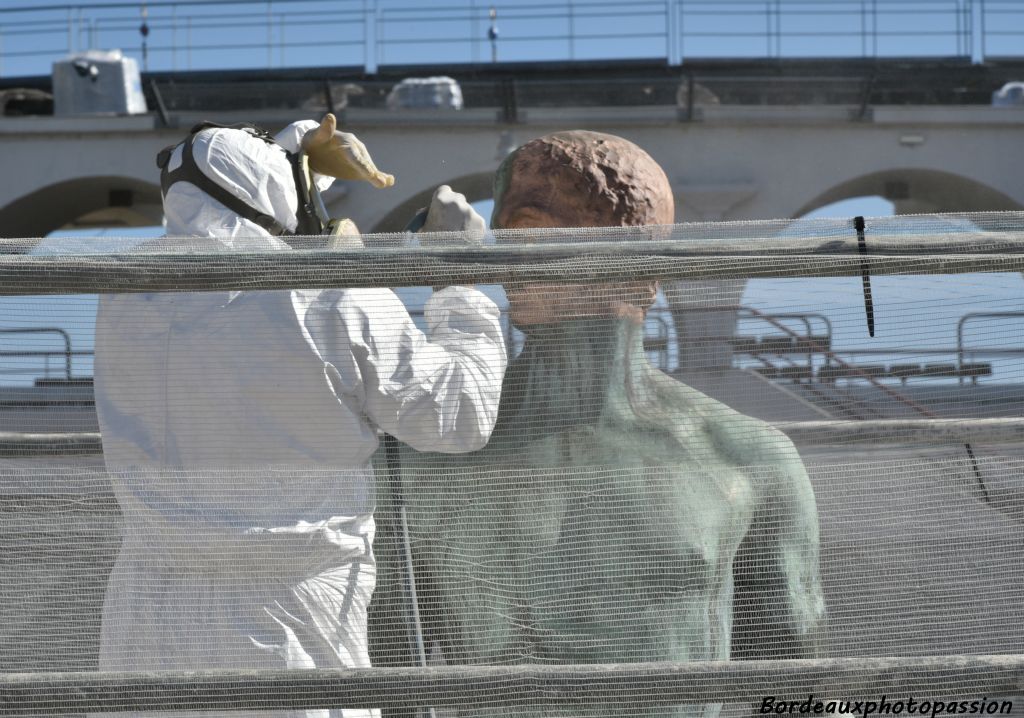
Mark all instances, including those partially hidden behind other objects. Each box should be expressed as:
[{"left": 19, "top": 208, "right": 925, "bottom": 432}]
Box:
[{"left": 375, "top": 131, "right": 825, "bottom": 718}]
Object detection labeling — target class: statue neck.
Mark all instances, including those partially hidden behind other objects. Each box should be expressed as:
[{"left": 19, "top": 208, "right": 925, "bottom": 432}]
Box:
[{"left": 494, "top": 317, "right": 647, "bottom": 442}]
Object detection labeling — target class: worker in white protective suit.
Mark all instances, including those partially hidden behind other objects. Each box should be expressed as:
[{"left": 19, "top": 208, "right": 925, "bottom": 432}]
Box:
[{"left": 93, "top": 114, "right": 505, "bottom": 718}]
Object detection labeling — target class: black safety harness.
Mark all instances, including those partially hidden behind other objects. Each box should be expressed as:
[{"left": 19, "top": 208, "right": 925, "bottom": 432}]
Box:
[{"left": 156, "top": 122, "right": 323, "bottom": 237}]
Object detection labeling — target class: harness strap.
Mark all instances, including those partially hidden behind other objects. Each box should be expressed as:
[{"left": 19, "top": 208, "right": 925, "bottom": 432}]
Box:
[
  {"left": 157, "top": 122, "right": 322, "bottom": 237},
  {"left": 288, "top": 149, "right": 324, "bottom": 237}
]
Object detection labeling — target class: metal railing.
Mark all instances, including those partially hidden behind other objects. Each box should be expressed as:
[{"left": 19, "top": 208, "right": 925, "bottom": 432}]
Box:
[
  {"left": 708, "top": 307, "right": 1008, "bottom": 392},
  {"left": 0, "top": 327, "right": 80, "bottom": 381},
  {"left": 957, "top": 310, "right": 1024, "bottom": 385},
  {"left": 131, "top": 69, "right": 1006, "bottom": 128},
  {"left": 0, "top": 0, "right": 1019, "bottom": 78}
]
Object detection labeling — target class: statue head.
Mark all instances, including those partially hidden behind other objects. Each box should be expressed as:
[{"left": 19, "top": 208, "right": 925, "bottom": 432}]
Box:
[
  {"left": 493, "top": 130, "right": 674, "bottom": 229},
  {"left": 492, "top": 131, "right": 675, "bottom": 327}
]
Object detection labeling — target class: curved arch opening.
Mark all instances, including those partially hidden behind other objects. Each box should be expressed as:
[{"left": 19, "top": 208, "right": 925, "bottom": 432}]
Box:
[
  {"left": 795, "top": 168, "right": 1023, "bottom": 218},
  {"left": 0, "top": 175, "right": 162, "bottom": 240},
  {"left": 802, "top": 196, "right": 894, "bottom": 219}
]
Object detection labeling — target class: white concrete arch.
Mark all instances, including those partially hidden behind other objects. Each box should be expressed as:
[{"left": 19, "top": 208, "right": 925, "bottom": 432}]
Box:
[{"left": 2, "top": 107, "right": 1023, "bottom": 239}]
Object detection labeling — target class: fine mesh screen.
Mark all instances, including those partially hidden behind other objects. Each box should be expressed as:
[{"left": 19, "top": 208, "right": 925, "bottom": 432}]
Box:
[{"left": 1, "top": 213, "right": 1023, "bottom": 716}]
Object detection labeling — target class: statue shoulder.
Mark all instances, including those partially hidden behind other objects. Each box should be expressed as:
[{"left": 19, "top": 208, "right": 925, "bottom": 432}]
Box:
[
  {"left": 708, "top": 408, "right": 800, "bottom": 465},
  {"left": 678, "top": 387, "right": 803, "bottom": 468},
  {"left": 644, "top": 370, "right": 807, "bottom": 478}
]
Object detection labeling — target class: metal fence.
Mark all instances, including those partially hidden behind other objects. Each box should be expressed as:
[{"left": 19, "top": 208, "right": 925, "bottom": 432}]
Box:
[{"left": 0, "top": 0, "right": 1021, "bottom": 78}]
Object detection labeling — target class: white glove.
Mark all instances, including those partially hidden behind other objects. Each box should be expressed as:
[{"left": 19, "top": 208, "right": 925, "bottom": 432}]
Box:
[{"left": 416, "top": 185, "right": 486, "bottom": 245}]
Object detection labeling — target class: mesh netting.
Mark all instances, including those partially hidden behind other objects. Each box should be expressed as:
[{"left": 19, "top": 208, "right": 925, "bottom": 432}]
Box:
[{"left": 1, "top": 212, "right": 1024, "bottom": 716}]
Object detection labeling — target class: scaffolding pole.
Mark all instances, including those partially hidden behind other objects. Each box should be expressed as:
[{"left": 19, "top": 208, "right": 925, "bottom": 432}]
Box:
[
  {"left": 3, "top": 419, "right": 1024, "bottom": 457},
  {"left": 1, "top": 656, "right": 1023, "bottom": 714},
  {"left": 0, "top": 249, "right": 1023, "bottom": 295}
]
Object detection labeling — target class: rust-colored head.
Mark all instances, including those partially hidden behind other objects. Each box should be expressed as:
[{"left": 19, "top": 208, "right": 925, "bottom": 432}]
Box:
[
  {"left": 493, "top": 131, "right": 674, "bottom": 326},
  {"left": 492, "top": 130, "right": 674, "bottom": 230}
]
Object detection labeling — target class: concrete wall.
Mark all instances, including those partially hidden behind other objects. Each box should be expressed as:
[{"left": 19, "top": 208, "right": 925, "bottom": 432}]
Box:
[{"left": 1, "top": 106, "right": 1022, "bottom": 240}]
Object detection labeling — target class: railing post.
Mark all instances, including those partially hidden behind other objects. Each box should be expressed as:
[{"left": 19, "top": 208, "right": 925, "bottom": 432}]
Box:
[
  {"left": 472, "top": 0, "right": 480, "bottom": 63},
  {"left": 966, "top": 0, "right": 974, "bottom": 61},
  {"left": 568, "top": 0, "right": 574, "bottom": 61},
  {"left": 376, "top": 1, "right": 384, "bottom": 71},
  {"left": 266, "top": 0, "right": 273, "bottom": 69},
  {"left": 979, "top": 0, "right": 986, "bottom": 61},
  {"left": 664, "top": 0, "right": 672, "bottom": 65},
  {"left": 776, "top": 0, "right": 782, "bottom": 57},
  {"left": 957, "top": 314, "right": 969, "bottom": 385},
  {"left": 678, "top": 0, "right": 685, "bottom": 62},
  {"left": 363, "top": 0, "right": 370, "bottom": 72},
  {"left": 872, "top": 0, "right": 878, "bottom": 56},
  {"left": 861, "top": 0, "right": 867, "bottom": 57},
  {"left": 956, "top": 0, "right": 962, "bottom": 57},
  {"left": 171, "top": 4, "right": 176, "bottom": 71}
]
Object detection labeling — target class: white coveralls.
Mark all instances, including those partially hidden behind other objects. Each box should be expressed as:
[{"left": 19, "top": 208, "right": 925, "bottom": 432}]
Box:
[{"left": 93, "top": 121, "right": 507, "bottom": 716}]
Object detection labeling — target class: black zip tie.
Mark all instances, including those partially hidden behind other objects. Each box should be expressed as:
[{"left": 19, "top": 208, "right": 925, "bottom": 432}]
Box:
[
  {"left": 855, "top": 216, "right": 875, "bottom": 338},
  {"left": 964, "top": 441, "right": 992, "bottom": 505}
]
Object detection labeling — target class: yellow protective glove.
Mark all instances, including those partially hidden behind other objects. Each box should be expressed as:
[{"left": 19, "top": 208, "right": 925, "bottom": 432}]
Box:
[{"left": 301, "top": 113, "right": 395, "bottom": 189}]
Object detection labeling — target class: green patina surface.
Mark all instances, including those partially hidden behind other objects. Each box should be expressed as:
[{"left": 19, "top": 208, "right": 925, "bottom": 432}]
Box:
[{"left": 372, "top": 316, "right": 825, "bottom": 718}]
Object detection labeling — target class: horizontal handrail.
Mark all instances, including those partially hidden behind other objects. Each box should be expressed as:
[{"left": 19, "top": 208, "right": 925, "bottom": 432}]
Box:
[
  {"left": 3, "top": 227, "right": 1024, "bottom": 292},
  {"left": 2, "top": 253, "right": 1021, "bottom": 294},
  {"left": 0, "top": 656, "right": 1022, "bottom": 714},
  {"left": 0, "top": 328, "right": 74, "bottom": 379},
  {"left": 958, "top": 311, "right": 1024, "bottom": 377},
  {"left": 774, "top": 417, "right": 1024, "bottom": 445},
  {"left": 827, "top": 347, "right": 1024, "bottom": 356},
  {"left": 6, "top": 418, "right": 1024, "bottom": 457}
]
